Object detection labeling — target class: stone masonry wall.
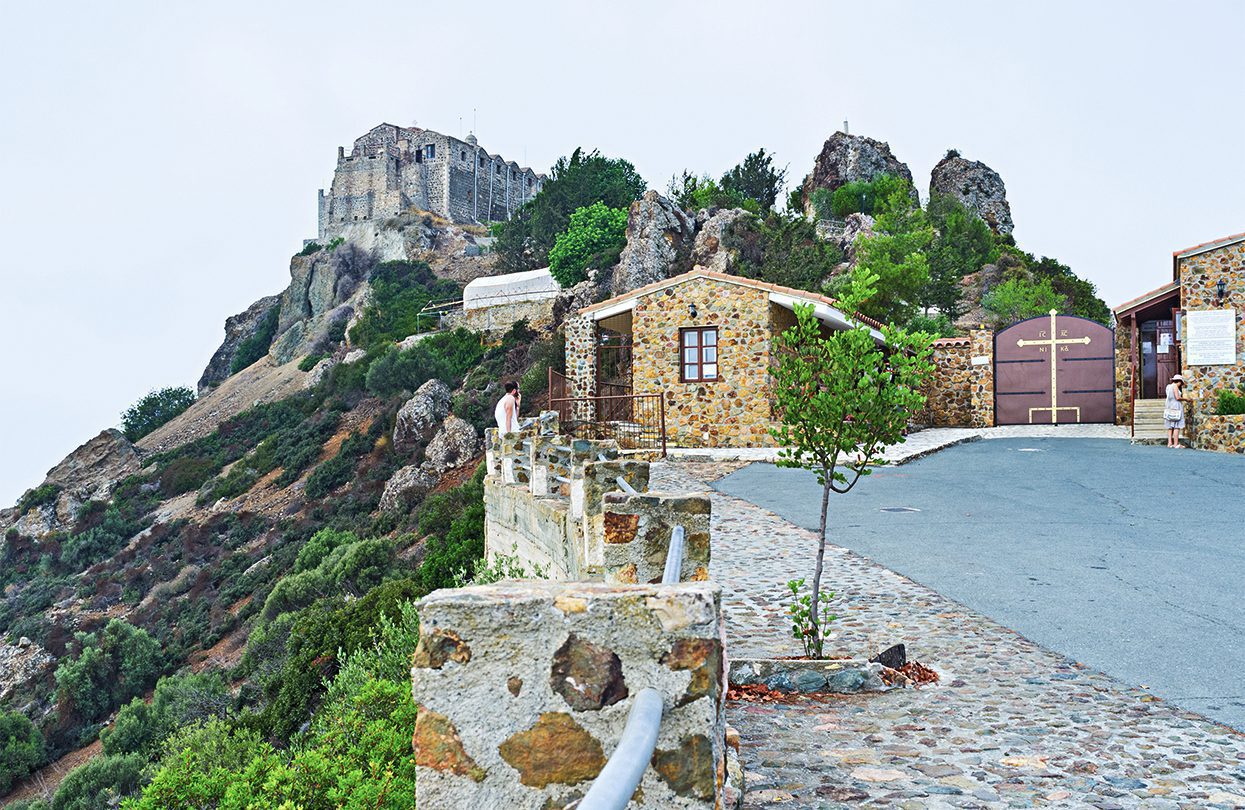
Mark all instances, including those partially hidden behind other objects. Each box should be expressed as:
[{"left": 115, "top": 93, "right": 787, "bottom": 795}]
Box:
[
  {"left": 1178, "top": 241, "right": 1245, "bottom": 449},
  {"left": 631, "top": 279, "right": 775, "bottom": 447},
  {"left": 1192, "top": 414, "right": 1245, "bottom": 454},
  {"left": 464, "top": 297, "right": 557, "bottom": 339},
  {"left": 411, "top": 580, "right": 727, "bottom": 809},
  {"left": 969, "top": 327, "right": 996, "bottom": 427},
  {"left": 565, "top": 313, "right": 599, "bottom": 422},
  {"left": 919, "top": 338, "right": 973, "bottom": 426},
  {"left": 1114, "top": 324, "right": 1134, "bottom": 426},
  {"left": 603, "top": 491, "right": 711, "bottom": 586}
]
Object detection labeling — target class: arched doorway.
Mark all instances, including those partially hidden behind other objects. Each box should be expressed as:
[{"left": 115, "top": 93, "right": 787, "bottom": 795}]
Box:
[{"left": 994, "top": 311, "right": 1115, "bottom": 425}]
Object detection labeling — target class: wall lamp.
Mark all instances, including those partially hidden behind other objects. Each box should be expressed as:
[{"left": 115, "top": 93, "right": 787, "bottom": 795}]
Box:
[
  {"left": 1216, "top": 279, "right": 1228, "bottom": 305},
  {"left": 688, "top": 303, "right": 698, "bottom": 319}
]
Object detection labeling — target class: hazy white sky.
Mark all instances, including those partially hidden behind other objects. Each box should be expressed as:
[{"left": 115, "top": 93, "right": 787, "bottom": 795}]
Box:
[{"left": 1, "top": 1, "right": 1242, "bottom": 505}]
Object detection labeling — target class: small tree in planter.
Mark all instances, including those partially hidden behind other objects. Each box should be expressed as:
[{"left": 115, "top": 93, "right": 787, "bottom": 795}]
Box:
[{"left": 770, "top": 268, "right": 935, "bottom": 658}]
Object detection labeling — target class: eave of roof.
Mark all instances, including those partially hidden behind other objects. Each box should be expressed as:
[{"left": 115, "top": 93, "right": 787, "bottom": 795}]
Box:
[
  {"left": 1113, "top": 279, "right": 1180, "bottom": 317},
  {"left": 579, "top": 269, "right": 887, "bottom": 332}
]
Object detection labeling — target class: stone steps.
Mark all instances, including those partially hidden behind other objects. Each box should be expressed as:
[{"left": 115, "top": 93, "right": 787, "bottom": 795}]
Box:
[{"left": 1133, "top": 399, "right": 1171, "bottom": 439}]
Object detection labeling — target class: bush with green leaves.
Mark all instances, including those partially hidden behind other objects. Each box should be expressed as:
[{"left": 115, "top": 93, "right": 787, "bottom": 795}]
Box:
[
  {"left": 547, "top": 202, "right": 629, "bottom": 287},
  {"left": 51, "top": 752, "right": 146, "bottom": 810},
  {"left": 0, "top": 709, "right": 43, "bottom": 794},
  {"left": 981, "top": 276, "right": 1064, "bottom": 328},
  {"left": 228, "top": 307, "right": 280, "bottom": 375},
  {"left": 101, "top": 671, "right": 230, "bottom": 757},
  {"left": 812, "top": 173, "right": 911, "bottom": 220},
  {"left": 667, "top": 172, "right": 756, "bottom": 213},
  {"left": 15, "top": 483, "right": 60, "bottom": 515},
  {"left": 415, "top": 464, "right": 486, "bottom": 592},
  {"left": 347, "top": 260, "right": 460, "bottom": 350},
  {"left": 364, "top": 328, "right": 483, "bottom": 398},
  {"left": 922, "top": 195, "right": 999, "bottom": 320},
  {"left": 493, "top": 147, "right": 647, "bottom": 272},
  {"left": 299, "top": 241, "right": 322, "bottom": 256},
  {"left": 54, "top": 619, "right": 163, "bottom": 724},
  {"left": 739, "top": 212, "right": 844, "bottom": 292},
  {"left": 259, "top": 530, "right": 396, "bottom": 623},
  {"left": 720, "top": 149, "right": 788, "bottom": 211},
  {"left": 121, "top": 387, "right": 196, "bottom": 441},
  {"left": 1216, "top": 388, "right": 1245, "bottom": 416},
  {"left": 847, "top": 180, "right": 933, "bottom": 325}
]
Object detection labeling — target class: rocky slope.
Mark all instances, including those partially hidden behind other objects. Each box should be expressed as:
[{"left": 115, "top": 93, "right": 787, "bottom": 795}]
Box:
[{"left": 930, "top": 150, "right": 1014, "bottom": 235}]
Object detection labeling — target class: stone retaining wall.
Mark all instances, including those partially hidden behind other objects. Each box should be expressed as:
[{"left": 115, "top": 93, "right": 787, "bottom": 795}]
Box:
[
  {"left": 1190, "top": 411, "right": 1245, "bottom": 454},
  {"left": 412, "top": 580, "right": 729, "bottom": 809}
]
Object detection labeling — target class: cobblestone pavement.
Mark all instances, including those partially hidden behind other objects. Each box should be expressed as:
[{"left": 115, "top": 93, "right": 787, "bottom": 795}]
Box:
[{"left": 649, "top": 461, "right": 1245, "bottom": 809}]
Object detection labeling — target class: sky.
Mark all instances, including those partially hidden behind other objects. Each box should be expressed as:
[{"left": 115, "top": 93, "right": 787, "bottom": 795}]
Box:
[{"left": 1, "top": 0, "right": 1243, "bottom": 506}]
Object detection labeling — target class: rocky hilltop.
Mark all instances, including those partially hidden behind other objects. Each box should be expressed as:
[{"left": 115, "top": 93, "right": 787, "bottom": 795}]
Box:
[
  {"left": 801, "top": 131, "right": 914, "bottom": 216},
  {"left": 930, "top": 150, "right": 1014, "bottom": 235}
]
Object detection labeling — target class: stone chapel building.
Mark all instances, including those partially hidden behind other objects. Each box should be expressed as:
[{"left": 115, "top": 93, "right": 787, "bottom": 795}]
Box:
[
  {"left": 1114, "top": 231, "right": 1244, "bottom": 451},
  {"left": 559, "top": 269, "right": 884, "bottom": 449}
]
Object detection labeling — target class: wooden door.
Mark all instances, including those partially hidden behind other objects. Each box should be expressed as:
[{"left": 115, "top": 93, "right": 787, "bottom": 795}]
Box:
[{"left": 1154, "top": 319, "right": 1178, "bottom": 394}]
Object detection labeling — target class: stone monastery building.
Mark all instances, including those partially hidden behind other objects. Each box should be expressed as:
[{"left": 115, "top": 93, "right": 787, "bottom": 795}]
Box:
[{"left": 317, "top": 123, "right": 546, "bottom": 238}]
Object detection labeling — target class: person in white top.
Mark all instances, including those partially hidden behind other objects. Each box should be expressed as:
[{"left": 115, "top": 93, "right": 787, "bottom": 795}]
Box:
[
  {"left": 1164, "top": 374, "right": 1189, "bottom": 449},
  {"left": 494, "top": 382, "right": 520, "bottom": 434}
]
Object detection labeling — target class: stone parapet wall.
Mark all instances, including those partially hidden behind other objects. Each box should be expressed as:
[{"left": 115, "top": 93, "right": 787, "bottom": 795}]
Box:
[
  {"left": 969, "top": 328, "right": 996, "bottom": 427},
  {"left": 603, "top": 491, "right": 711, "bottom": 585},
  {"left": 484, "top": 479, "right": 582, "bottom": 579},
  {"left": 412, "top": 580, "right": 728, "bottom": 809}
]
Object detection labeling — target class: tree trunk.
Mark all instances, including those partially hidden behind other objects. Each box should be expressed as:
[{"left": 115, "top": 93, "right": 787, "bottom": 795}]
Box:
[{"left": 809, "top": 467, "right": 832, "bottom": 658}]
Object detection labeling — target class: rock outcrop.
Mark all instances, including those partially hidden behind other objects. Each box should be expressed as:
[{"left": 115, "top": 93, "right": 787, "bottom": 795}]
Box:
[
  {"left": 611, "top": 191, "right": 694, "bottom": 296},
  {"left": 802, "top": 131, "right": 913, "bottom": 216},
  {"left": 394, "top": 380, "right": 454, "bottom": 452},
  {"left": 423, "top": 416, "right": 481, "bottom": 475},
  {"left": 270, "top": 244, "right": 377, "bottom": 364},
  {"left": 0, "top": 638, "right": 54, "bottom": 703},
  {"left": 930, "top": 151, "right": 1014, "bottom": 235},
  {"left": 198, "top": 295, "right": 281, "bottom": 395},
  {"left": 690, "top": 208, "right": 754, "bottom": 274},
  {"left": 379, "top": 465, "right": 437, "bottom": 514},
  {"left": 3, "top": 429, "right": 142, "bottom": 538}
]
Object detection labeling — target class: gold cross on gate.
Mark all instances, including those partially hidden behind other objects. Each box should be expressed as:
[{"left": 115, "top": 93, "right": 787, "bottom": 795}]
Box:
[{"left": 1014, "top": 309, "right": 1093, "bottom": 424}]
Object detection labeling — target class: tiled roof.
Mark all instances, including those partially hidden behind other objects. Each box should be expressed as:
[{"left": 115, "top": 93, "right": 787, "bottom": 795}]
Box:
[
  {"left": 579, "top": 269, "right": 887, "bottom": 331},
  {"left": 1173, "top": 230, "right": 1245, "bottom": 260},
  {"left": 1113, "top": 279, "right": 1180, "bottom": 316}
]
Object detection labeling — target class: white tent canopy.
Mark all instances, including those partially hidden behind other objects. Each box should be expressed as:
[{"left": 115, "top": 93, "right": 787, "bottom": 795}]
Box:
[{"left": 463, "top": 267, "right": 560, "bottom": 311}]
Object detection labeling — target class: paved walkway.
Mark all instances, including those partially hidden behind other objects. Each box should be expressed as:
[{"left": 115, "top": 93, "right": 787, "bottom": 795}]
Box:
[
  {"left": 665, "top": 423, "right": 1128, "bottom": 466},
  {"left": 649, "top": 455, "right": 1245, "bottom": 809}
]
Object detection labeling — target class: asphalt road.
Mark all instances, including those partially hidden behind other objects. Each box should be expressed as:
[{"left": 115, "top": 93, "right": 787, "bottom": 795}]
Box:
[{"left": 715, "top": 437, "right": 1245, "bottom": 731}]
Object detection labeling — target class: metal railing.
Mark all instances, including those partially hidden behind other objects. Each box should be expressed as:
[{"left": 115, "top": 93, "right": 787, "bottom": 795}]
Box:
[
  {"left": 549, "top": 392, "right": 667, "bottom": 455},
  {"left": 576, "top": 527, "right": 685, "bottom": 810}
]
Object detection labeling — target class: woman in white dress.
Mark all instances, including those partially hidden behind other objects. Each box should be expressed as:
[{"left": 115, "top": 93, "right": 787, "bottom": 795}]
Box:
[{"left": 1164, "top": 374, "right": 1189, "bottom": 449}]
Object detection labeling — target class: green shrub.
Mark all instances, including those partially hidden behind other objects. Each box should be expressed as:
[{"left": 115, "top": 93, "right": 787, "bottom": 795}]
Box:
[
  {"left": 493, "top": 147, "right": 647, "bottom": 272},
  {"left": 327, "top": 236, "right": 345, "bottom": 250},
  {"left": 416, "top": 465, "right": 486, "bottom": 592},
  {"left": 347, "top": 260, "right": 460, "bottom": 351},
  {"left": 1216, "top": 388, "right": 1245, "bottom": 416},
  {"left": 905, "top": 312, "right": 957, "bottom": 338},
  {"left": 51, "top": 752, "right": 145, "bottom": 810},
  {"left": 229, "top": 307, "right": 280, "bottom": 375},
  {"left": 982, "top": 276, "right": 1064, "bottom": 329},
  {"left": 304, "top": 432, "right": 372, "bottom": 500},
  {"left": 719, "top": 148, "right": 788, "bottom": 211},
  {"left": 54, "top": 620, "right": 163, "bottom": 724},
  {"left": 739, "top": 212, "right": 843, "bottom": 293},
  {"left": 299, "top": 241, "right": 322, "bottom": 256},
  {"left": 668, "top": 172, "right": 757, "bottom": 213},
  {"left": 297, "top": 353, "right": 325, "bottom": 372},
  {"left": 364, "top": 328, "right": 483, "bottom": 398},
  {"left": 121, "top": 387, "right": 196, "bottom": 441},
  {"left": 157, "top": 456, "right": 216, "bottom": 497},
  {"left": 548, "top": 202, "right": 629, "bottom": 287},
  {"left": 101, "top": 671, "right": 230, "bottom": 757},
  {"left": 15, "top": 483, "right": 61, "bottom": 515},
  {"left": 0, "top": 710, "right": 43, "bottom": 794},
  {"left": 824, "top": 173, "right": 910, "bottom": 218}
]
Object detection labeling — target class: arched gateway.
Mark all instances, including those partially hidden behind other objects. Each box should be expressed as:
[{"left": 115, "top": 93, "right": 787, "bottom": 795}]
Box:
[{"left": 994, "top": 310, "right": 1115, "bottom": 425}]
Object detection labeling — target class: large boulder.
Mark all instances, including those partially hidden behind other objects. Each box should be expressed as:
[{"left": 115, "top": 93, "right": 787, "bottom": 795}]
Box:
[
  {"left": 423, "top": 416, "right": 481, "bottom": 475},
  {"left": 611, "top": 191, "right": 695, "bottom": 296},
  {"left": 801, "top": 131, "right": 913, "bottom": 217},
  {"left": 3, "top": 429, "right": 142, "bottom": 538},
  {"left": 379, "top": 465, "right": 437, "bottom": 514},
  {"left": 930, "top": 151, "right": 1014, "bottom": 235},
  {"left": 394, "top": 379, "right": 453, "bottom": 452},
  {"left": 197, "top": 295, "right": 281, "bottom": 395},
  {"left": 690, "top": 208, "right": 754, "bottom": 274}
]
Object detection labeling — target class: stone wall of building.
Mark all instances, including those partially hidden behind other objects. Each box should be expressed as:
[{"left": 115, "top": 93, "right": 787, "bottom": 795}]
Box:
[
  {"left": 969, "top": 328, "right": 996, "bottom": 427},
  {"left": 565, "top": 313, "right": 599, "bottom": 422},
  {"left": 1178, "top": 241, "right": 1245, "bottom": 424},
  {"left": 631, "top": 279, "right": 775, "bottom": 447},
  {"left": 411, "top": 580, "right": 728, "bottom": 809},
  {"left": 318, "top": 123, "right": 544, "bottom": 238},
  {"left": 919, "top": 338, "right": 973, "bottom": 426},
  {"left": 1114, "top": 325, "right": 1134, "bottom": 426},
  {"left": 1190, "top": 412, "right": 1245, "bottom": 454}
]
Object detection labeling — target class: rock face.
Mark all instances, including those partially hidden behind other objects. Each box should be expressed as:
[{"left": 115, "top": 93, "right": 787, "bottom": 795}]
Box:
[
  {"left": 270, "top": 243, "right": 377, "bottom": 364},
  {"left": 197, "top": 295, "right": 281, "bottom": 395},
  {"left": 611, "top": 191, "right": 695, "bottom": 296},
  {"left": 802, "top": 131, "right": 913, "bottom": 216},
  {"left": 0, "top": 639, "right": 54, "bottom": 703},
  {"left": 379, "top": 465, "right": 437, "bottom": 513},
  {"left": 4, "top": 429, "right": 142, "bottom": 538},
  {"left": 930, "top": 151, "right": 1014, "bottom": 235},
  {"left": 690, "top": 208, "right": 754, "bottom": 274},
  {"left": 394, "top": 380, "right": 454, "bottom": 452},
  {"left": 423, "top": 416, "right": 481, "bottom": 475}
]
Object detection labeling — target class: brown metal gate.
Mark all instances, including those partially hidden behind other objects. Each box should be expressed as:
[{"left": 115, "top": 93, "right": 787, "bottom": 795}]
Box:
[{"left": 994, "top": 311, "right": 1115, "bottom": 425}]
